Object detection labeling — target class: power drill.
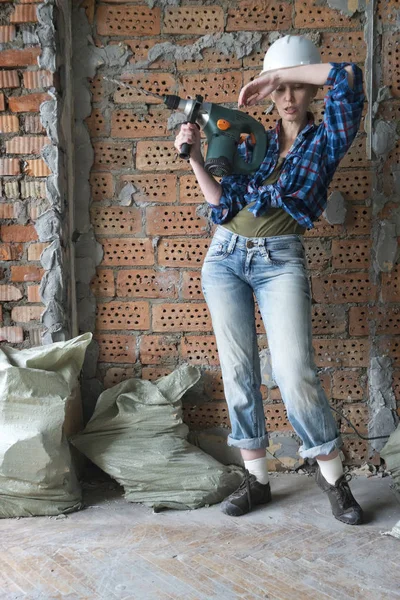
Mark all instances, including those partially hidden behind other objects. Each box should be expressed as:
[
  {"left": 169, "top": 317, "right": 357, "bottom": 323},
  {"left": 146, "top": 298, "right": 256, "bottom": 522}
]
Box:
[{"left": 104, "top": 78, "right": 268, "bottom": 177}]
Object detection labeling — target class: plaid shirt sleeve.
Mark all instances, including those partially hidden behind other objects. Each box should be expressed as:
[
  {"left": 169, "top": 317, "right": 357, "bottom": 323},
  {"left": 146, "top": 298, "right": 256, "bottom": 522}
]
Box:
[
  {"left": 207, "top": 137, "right": 253, "bottom": 224},
  {"left": 323, "top": 63, "right": 365, "bottom": 164}
]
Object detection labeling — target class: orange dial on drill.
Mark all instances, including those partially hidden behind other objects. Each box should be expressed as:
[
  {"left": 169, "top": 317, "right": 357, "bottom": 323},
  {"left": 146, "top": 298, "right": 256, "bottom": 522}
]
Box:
[{"left": 217, "top": 119, "right": 231, "bottom": 131}]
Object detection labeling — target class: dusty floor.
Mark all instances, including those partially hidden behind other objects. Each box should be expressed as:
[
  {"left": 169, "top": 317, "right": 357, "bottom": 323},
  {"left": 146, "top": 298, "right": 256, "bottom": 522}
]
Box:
[{"left": 0, "top": 473, "right": 399, "bottom": 600}]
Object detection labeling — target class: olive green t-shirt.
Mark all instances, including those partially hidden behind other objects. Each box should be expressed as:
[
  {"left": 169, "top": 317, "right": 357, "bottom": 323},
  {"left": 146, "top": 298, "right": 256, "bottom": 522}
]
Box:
[{"left": 222, "top": 157, "right": 306, "bottom": 238}]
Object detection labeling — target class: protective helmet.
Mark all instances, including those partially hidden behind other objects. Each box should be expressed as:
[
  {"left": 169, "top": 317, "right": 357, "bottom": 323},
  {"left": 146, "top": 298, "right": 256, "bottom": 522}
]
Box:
[{"left": 261, "top": 35, "right": 321, "bottom": 74}]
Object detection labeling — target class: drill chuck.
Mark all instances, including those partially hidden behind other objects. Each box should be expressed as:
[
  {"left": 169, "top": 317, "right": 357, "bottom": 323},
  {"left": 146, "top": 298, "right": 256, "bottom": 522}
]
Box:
[{"left": 162, "top": 95, "right": 183, "bottom": 110}]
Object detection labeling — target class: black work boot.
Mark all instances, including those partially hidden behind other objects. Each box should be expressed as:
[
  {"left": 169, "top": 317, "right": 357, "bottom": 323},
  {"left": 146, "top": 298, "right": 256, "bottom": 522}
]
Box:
[
  {"left": 315, "top": 467, "right": 363, "bottom": 525},
  {"left": 220, "top": 470, "right": 272, "bottom": 516}
]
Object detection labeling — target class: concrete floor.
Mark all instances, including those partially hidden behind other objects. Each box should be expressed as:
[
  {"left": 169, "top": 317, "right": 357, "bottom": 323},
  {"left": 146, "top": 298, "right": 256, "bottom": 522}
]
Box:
[{"left": 0, "top": 473, "right": 399, "bottom": 600}]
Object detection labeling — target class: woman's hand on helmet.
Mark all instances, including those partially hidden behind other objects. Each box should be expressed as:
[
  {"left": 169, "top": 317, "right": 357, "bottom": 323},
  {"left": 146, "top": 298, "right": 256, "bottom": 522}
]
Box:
[
  {"left": 174, "top": 123, "right": 202, "bottom": 163},
  {"left": 238, "top": 71, "right": 280, "bottom": 108}
]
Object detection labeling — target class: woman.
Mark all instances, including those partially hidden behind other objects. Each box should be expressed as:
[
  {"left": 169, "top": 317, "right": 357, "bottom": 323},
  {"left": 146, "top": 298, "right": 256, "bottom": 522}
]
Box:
[{"left": 174, "top": 35, "right": 365, "bottom": 525}]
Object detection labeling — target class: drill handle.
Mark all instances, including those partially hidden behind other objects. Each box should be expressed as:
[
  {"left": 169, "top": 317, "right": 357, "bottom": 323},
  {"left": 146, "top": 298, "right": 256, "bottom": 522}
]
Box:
[{"left": 179, "top": 123, "right": 200, "bottom": 160}]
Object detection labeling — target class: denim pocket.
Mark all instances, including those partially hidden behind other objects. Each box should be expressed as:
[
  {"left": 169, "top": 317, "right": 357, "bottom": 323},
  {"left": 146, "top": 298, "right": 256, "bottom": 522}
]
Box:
[
  {"left": 267, "top": 242, "right": 306, "bottom": 267},
  {"left": 204, "top": 240, "right": 230, "bottom": 262}
]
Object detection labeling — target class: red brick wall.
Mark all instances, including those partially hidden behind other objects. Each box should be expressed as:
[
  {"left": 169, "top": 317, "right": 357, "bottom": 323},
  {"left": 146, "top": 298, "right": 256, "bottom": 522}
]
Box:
[
  {"left": 1, "top": 0, "right": 399, "bottom": 465},
  {"left": 0, "top": 0, "right": 52, "bottom": 345}
]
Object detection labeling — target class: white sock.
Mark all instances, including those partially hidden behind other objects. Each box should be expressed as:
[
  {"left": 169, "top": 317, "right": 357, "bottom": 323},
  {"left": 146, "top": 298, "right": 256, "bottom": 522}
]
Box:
[
  {"left": 317, "top": 455, "right": 344, "bottom": 485},
  {"left": 244, "top": 457, "right": 270, "bottom": 485}
]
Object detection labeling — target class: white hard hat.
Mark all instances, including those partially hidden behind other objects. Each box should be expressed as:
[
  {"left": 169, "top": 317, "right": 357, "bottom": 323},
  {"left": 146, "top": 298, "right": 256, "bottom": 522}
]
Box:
[{"left": 261, "top": 35, "right": 321, "bottom": 74}]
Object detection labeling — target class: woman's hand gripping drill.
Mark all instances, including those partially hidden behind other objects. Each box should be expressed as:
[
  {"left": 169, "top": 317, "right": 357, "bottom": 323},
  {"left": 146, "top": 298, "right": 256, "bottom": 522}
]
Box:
[{"left": 174, "top": 123, "right": 223, "bottom": 207}]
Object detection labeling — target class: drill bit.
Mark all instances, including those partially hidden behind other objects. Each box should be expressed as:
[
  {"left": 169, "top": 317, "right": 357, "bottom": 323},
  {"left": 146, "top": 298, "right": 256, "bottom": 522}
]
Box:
[{"left": 102, "top": 76, "right": 163, "bottom": 100}]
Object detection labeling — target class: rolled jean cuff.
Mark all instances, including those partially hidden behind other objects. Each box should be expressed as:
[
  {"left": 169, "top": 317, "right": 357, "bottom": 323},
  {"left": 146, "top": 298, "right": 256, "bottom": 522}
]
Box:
[
  {"left": 227, "top": 432, "right": 269, "bottom": 450},
  {"left": 298, "top": 435, "right": 343, "bottom": 459}
]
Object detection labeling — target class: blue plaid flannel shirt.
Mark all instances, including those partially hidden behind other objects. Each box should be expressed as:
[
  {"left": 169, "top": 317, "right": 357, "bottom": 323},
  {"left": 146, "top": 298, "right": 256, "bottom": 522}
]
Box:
[{"left": 208, "top": 63, "right": 365, "bottom": 230}]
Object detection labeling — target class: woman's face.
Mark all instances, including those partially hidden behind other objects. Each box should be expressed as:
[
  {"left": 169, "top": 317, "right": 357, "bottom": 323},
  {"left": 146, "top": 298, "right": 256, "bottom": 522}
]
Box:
[{"left": 270, "top": 83, "right": 318, "bottom": 124}]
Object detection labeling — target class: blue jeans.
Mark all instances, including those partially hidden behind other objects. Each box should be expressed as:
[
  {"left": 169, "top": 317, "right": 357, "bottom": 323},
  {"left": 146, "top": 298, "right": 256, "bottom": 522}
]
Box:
[{"left": 201, "top": 226, "right": 342, "bottom": 459}]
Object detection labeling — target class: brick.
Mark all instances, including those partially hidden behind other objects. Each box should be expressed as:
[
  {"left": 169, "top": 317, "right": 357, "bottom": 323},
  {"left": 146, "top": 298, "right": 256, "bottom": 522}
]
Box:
[
  {"left": 27, "top": 242, "right": 49, "bottom": 261},
  {"left": 10, "top": 4, "right": 38, "bottom": 22},
  {"left": 0, "top": 243, "right": 23, "bottom": 261},
  {"left": 182, "top": 271, "right": 204, "bottom": 300},
  {"left": 304, "top": 218, "right": 343, "bottom": 238},
  {"left": 0, "top": 48, "right": 41, "bottom": 68},
  {"left": 342, "top": 437, "right": 371, "bottom": 466},
  {"left": 227, "top": 1, "right": 291, "bottom": 32},
  {"left": 313, "top": 339, "right": 370, "bottom": 368},
  {"left": 382, "top": 33, "right": 400, "bottom": 99},
  {"left": 0, "top": 326, "right": 23, "bottom": 343},
  {"left": 179, "top": 72, "right": 242, "bottom": 104},
  {"left": 90, "top": 172, "right": 114, "bottom": 201},
  {"left": 0, "top": 92, "right": 5, "bottom": 111},
  {"left": 85, "top": 109, "right": 108, "bottom": 137},
  {"left": 90, "top": 269, "right": 115, "bottom": 297},
  {"left": 349, "top": 306, "right": 400, "bottom": 336},
  {"left": 329, "top": 170, "right": 373, "bottom": 203},
  {"left": 114, "top": 73, "right": 175, "bottom": 105},
  {"left": 96, "top": 301, "right": 150, "bottom": 330},
  {"left": 9, "top": 93, "right": 51, "bottom": 113},
  {"left": 95, "top": 334, "right": 137, "bottom": 363},
  {"left": 0, "top": 114, "right": 19, "bottom": 133},
  {"left": 20, "top": 180, "right": 46, "bottom": 198},
  {"left": 311, "top": 273, "right": 377, "bottom": 304},
  {"left": 340, "top": 404, "right": 369, "bottom": 438},
  {"left": 377, "top": 0, "right": 400, "bottom": 25},
  {"left": 145, "top": 206, "right": 208, "bottom": 237},
  {"left": 24, "top": 159, "right": 51, "bottom": 177},
  {"left": 27, "top": 285, "right": 41, "bottom": 302},
  {"left": 311, "top": 305, "right": 347, "bottom": 335},
  {"left": 264, "top": 403, "right": 292, "bottom": 432},
  {"left": 11, "top": 305, "right": 43, "bottom": 322},
  {"left": 177, "top": 46, "right": 241, "bottom": 72},
  {"left": 90, "top": 206, "right": 142, "bottom": 236},
  {"left": 111, "top": 108, "right": 168, "bottom": 138},
  {"left": 120, "top": 174, "right": 177, "bottom": 204},
  {"left": 139, "top": 334, "right": 178, "bottom": 365},
  {"left": 11, "top": 265, "right": 44, "bottom": 282},
  {"left": 116, "top": 269, "right": 179, "bottom": 298},
  {"left": 141, "top": 366, "right": 172, "bottom": 381},
  {"left": 164, "top": 6, "right": 223, "bottom": 34},
  {"left": 158, "top": 238, "right": 210, "bottom": 268},
  {"left": 4, "top": 180, "right": 19, "bottom": 199},
  {"left": 0, "top": 25, "right": 16, "bottom": 43},
  {"left": 96, "top": 5, "right": 161, "bottom": 36},
  {"left": 303, "top": 239, "right": 330, "bottom": 271},
  {"left": 92, "top": 141, "right": 133, "bottom": 171},
  {"left": 81, "top": 0, "right": 95, "bottom": 23},
  {"left": 1, "top": 224, "right": 37, "bottom": 242},
  {"left": 0, "top": 70, "right": 19, "bottom": 88},
  {"left": 180, "top": 335, "right": 218, "bottom": 366},
  {"left": 382, "top": 265, "right": 400, "bottom": 302},
  {"left": 0, "top": 284, "right": 23, "bottom": 301},
  {"left": 331, "top": 240, "right": 371, "bottom": 270},
  {"left": 104, "top": 367, "right": 136, "bottom": 389},
  {"left": 0, "top": 158, "right": 20, "bottom": 175},
  {"left": 345, "top": 206, "right": 371, "bottom": 236},
  {"left": 294, "top": 0, "right": 359, "bottom": 28},
  {"left": 152, "top": 302, "right": 212, "bottom": 332},
  {"left": 340, "top": 136, "right": 369, "bottom": 168},
  {"left": 23, "top": 70, "right": 53, "bottom": 89},
  {"left": 203, "top": 369, "right": 224, "bottom": 400},
  {"left": 0, "top": 203, "right": 14, "bottom": 219},
  {"left": 100, "top": 238, "right": 154, "bottom": 266},
  {"left": 0, "top": 305, "right": 2, "bottom": 322},
  {"left": 319, "top": 32, "right": 367, "bottom": 64},
  {"left": 179, "top": 175, "right": 203, "bottom": 203},
  {"left": 24, "top": 114, "right": 45, "bottom": 134},
  {"left": 332, "top": 369, "right": 366, "bottom": 401},
  {"left": 136, "top": 141, "right": 188, "bottom": 172},
  {"left": 183, "top": 401, "right": 229, "bottom": 429},
  {"left": 6, "top": 136, "right": 49, "bottom": 154},
  {"left": 378, "top": 337, "right": 400, "bottom": 365}
]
